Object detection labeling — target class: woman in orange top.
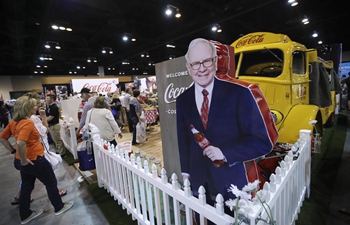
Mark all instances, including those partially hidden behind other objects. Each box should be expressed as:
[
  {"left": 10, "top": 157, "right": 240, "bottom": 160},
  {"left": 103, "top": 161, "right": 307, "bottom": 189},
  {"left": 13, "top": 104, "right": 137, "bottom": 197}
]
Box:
[{"left": 0, "top": 96, "right": 73, "bottom": 224}]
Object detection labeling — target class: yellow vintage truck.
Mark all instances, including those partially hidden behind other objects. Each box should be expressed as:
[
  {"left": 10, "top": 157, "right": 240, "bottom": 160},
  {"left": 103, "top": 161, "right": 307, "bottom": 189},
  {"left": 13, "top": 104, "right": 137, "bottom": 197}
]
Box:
[{"left": 231, "top": 32, "right": 339, "bottom": 144}]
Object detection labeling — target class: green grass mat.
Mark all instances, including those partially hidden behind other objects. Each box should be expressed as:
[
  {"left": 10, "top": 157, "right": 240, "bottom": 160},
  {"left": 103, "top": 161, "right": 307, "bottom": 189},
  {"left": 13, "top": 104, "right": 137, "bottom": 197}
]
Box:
[
  {"left": 87, "top": 183, "right": 138, "bottom": 225},
  {"left": 296, "top": 115, "right": 348, "bottom": 225},
  {"left": 63, "top": 151, "right": 79, "bottom": 166}
]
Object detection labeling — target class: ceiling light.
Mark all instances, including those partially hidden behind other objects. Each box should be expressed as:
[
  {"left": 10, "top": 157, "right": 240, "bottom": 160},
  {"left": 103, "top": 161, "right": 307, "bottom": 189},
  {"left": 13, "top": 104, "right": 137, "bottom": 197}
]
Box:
[
  {"left": 169, "top": 55, "right": 175, "bottom": 59},
  {"left": 34, "top": 69, "right": 44, "bottom": 74},
  {"left": 166, "top": 44, "right": 176, "bottom": 48},
  {"left": 175, "top": 9, "right": 181, "bottom": 18},
  {"left": 318, "top": 40, "right": 323, "bottom": 44},
  {"left": 39, "top": 54, "right": 53, "bottom": 61},
  {"left": 148, "top": 61, "right": 154, "bottom": 66},
  {"left": 87, "top": 57, "right": 97, "bottom": 63},
  {"left": 122, "top": 36, "right": 128, "bottom": 41},
  {"left": 165, "top": 7, "right": 172, "bottom": 15},
  {"left": 102, "top": 47, "right": 113, "bottom": 54},
  {"left": 52, "top": 22, "right": 72, "bottom": 32},
  {"left": 312, "top": 31, "right": 318, "bottom": 38},
  {"left": 45, "top": 41, "right": 61, "bottom": 50},
  {"left": 122, "top": 60, "right": 130, "bottom": 65},
  {"left": 302, "top": 16, "right": 309, "bottom": 25},
  {"left": 211, "top": 24, "right": 222, "bottom": 32},
  {"left": 77, "top": 66, "right": 81, "bottom": 69},
  {"left": 166, "top": 5, "right": 181, "bottom": 18},
  {"left": 131, "top": 38, "right": 136, "bottom": 42},
  {"left": 141, "top": 52, "right": 149, "bottom": 57}
]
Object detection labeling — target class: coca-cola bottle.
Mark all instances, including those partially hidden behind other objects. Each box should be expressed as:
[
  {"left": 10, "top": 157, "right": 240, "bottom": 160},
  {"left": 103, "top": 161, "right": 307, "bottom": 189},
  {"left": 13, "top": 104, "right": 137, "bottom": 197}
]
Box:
[{"left": 189, "top": 124, "right": 224, "bottom": 168}]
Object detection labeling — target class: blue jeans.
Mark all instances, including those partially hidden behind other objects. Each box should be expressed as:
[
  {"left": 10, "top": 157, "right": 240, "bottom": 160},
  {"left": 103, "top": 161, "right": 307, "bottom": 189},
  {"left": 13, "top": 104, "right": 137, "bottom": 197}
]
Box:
[{"left": 14, "top": 156, "right": 64, "bottom": 220}]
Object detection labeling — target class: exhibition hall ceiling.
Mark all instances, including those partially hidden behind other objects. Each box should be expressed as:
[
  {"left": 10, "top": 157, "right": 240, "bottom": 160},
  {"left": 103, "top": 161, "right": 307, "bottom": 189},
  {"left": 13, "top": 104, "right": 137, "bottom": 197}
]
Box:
[{"left": 0, "top": 0, "right": 349, "bottom": 76}]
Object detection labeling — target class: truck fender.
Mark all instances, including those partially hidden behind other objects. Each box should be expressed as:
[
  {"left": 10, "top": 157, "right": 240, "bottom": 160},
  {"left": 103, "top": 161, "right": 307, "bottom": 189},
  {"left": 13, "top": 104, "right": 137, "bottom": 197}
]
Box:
[{"left": 277, "top": 105, "right": 320, "bottom": 143}]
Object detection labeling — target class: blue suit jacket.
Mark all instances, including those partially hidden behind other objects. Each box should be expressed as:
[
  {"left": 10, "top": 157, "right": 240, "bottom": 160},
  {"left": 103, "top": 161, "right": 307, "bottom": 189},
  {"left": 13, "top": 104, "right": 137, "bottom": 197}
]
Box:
[{"left": 176, "top": 78, "right": 274, "bottom": 200}]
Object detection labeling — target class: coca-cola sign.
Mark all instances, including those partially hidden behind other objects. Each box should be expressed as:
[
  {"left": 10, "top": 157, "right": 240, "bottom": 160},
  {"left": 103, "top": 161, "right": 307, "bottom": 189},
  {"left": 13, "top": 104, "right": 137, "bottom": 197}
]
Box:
[
  {"left": 83, "top": 82, "right": 112, "bottom": 93},
  {"left": 235, "top": 34, "right": 265, "bottom": 48},
  {"left": 164, "top": 82, "right": 192, "bottom": 103},
  {"left": 71, "top": 78, "right": 118, "bottom": 95}
]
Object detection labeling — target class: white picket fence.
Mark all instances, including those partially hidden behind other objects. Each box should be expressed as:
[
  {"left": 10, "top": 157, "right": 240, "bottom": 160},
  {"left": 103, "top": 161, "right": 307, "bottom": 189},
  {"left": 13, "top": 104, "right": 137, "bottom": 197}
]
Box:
[
  {"left": 88, "top": 123, "right": 311, "bottom": 225},
  {"left": 60, "top": 118, "right": 78, "bottom": 159}
]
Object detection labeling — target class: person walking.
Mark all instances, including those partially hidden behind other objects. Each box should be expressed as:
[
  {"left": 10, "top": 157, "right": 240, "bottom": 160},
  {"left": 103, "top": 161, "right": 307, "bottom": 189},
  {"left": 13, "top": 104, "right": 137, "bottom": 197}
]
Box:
[
  {"left": 124, "top": 88, "right": 134, "bottom": 132},
  {"left": 129, "top": 89, "right": 142, "bottom": 145},
  {"left": 0, "top": 100, "right": 9, "bottom": 129},
  {"left": 84, "top": 96, "right": 122, "bottom": 147},
  {"left": 77, "top": 88, "right": 97, "bottom": 134},
  {"left": 0, "top": 96, "right": 73, "bottom": 224},
  {"left": 45, "top": 94, "right": 67, "bottom": 158}
]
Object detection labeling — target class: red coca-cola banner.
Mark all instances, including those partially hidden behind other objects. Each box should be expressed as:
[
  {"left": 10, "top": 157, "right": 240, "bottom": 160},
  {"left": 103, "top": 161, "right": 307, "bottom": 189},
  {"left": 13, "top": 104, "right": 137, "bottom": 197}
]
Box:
[{"left": 71, "top": 78, "right": 119, "bottom": 95}]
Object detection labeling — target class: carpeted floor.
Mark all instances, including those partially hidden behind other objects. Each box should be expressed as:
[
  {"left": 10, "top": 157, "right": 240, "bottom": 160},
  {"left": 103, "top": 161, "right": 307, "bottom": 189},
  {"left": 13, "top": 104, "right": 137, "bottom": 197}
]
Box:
[
  {"left": 296, "top": 114, "right": 348, "bottom": 225},
  {"left": 87, "top": 183, "right": 138, "bottom": 225}
]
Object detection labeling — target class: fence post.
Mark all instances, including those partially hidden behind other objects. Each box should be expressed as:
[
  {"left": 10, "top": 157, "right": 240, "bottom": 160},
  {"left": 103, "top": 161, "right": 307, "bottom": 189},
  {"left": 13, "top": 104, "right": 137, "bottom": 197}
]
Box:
[
  {"left": 90, "top": 123, "right": 103, "bottom": 187},
  {"left": 68, "top": 117, "right": 78, "bottom": 159},
  {"left": 299, "top": 129, "right": 312, "bottom": 198}
]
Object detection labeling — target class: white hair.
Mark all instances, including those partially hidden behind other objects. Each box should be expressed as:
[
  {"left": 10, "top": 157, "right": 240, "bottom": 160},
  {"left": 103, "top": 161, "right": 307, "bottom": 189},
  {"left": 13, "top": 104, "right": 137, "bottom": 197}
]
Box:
[{"left": 185, "top": 38, "right": 217, "bottom": 63}]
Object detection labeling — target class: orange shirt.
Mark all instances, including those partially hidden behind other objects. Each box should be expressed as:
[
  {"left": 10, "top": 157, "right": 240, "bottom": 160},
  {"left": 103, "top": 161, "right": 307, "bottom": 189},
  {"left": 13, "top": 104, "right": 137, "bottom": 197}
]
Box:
[{"left": 0, "top": 118, "right": 44, "bottom": 160}]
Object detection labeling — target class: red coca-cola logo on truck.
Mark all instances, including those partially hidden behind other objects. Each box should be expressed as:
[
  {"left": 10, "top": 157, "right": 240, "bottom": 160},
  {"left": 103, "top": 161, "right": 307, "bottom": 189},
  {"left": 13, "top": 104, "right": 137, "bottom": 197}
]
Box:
[
  {"left": 83, "top": 82, "right": 112, "bottom": 93},
  {"left": 235, "top": 34, "right": 265, "bottom": 48}
]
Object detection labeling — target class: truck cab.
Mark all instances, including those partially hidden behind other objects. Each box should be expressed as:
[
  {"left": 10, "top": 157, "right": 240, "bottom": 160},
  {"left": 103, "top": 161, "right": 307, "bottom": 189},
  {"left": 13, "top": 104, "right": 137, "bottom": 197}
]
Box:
[{"left": 231, "top": 32, "right": 337, "bottom": 144}]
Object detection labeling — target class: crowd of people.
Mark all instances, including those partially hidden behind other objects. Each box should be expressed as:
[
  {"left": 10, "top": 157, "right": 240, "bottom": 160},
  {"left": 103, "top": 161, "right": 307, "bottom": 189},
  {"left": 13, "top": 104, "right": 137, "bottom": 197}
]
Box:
[
  {"left": 0, "top": 78, "right": 159, "bottom": 224},
  {"left": 0, "top": 94, "right": 74, "bottom": 224}
]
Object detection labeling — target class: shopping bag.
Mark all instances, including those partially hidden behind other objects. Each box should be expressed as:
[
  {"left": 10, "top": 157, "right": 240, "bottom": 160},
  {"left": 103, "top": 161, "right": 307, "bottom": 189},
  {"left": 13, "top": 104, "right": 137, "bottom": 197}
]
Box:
[
  {"left": 45, "top": 150, "right": 62, "bottom": 170},
  {"left": 140, "top": 111, "right": 146, "bottom": 123},
  {"left": 77, "top": 140, "right": 95, "bottom": 171},
  {"left": 136, "top": 122, "right": 147, "bottom": 143}
]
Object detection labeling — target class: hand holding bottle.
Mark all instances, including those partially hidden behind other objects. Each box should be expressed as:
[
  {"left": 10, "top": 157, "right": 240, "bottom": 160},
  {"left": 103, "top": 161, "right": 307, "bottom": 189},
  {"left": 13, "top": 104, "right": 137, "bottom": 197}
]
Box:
[
  {"left": 203, "top": 146, "right": 225, "bottom": 161},
  {"left": 189, "top": 124, "right": 225, "bottom": 167}
]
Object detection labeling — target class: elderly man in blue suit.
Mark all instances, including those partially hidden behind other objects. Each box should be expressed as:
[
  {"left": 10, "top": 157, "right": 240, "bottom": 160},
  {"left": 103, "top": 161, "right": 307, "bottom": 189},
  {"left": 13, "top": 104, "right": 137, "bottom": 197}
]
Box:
[{"left": 176, "top": 38, "right": 278, "bottom": 204}]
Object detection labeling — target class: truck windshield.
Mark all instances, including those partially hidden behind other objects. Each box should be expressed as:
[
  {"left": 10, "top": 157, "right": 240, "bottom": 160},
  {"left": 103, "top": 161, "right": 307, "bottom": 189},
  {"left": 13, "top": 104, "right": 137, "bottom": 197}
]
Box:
[{"left": 236, "top": 48, "right": 284, "bottom": 78}]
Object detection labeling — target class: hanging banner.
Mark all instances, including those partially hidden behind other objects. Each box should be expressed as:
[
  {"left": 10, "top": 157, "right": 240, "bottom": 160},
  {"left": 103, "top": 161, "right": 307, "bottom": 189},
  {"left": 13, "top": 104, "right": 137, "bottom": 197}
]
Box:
[{"left": 70, "top": 78, "right": 119, "bottom": 95}]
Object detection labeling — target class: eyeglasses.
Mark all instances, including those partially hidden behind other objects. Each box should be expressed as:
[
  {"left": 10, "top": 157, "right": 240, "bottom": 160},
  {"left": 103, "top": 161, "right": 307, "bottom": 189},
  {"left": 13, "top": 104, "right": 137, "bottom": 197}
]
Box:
[{"left": 189, "top": 57, "right": 216, "bottom": 70}]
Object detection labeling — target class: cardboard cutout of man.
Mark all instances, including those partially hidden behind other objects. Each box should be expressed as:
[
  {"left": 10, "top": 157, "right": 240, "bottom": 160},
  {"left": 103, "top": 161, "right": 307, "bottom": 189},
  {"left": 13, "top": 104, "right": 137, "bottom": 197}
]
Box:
[{"left": 176, "top": 38, "right": 278, "bottom": 203}]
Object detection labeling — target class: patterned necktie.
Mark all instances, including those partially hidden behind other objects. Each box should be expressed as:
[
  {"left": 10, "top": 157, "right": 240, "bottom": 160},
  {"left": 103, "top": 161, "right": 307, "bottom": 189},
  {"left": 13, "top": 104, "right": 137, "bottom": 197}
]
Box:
[{"left": 200, "top": 89, "right": 209, "bottom": 129}]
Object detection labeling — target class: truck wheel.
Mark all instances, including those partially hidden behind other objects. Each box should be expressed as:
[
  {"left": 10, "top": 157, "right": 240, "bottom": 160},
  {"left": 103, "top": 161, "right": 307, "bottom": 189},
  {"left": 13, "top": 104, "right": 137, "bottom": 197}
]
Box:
[{"left": 324, "top": 112, "right": 335, "bottom": 128}]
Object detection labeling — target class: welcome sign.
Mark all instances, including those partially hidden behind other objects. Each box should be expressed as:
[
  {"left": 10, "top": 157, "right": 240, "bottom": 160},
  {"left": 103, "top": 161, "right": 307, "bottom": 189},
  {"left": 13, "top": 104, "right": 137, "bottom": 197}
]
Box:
[{"left": 155, "top": 56, "right": 194, "bottom": 180}]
